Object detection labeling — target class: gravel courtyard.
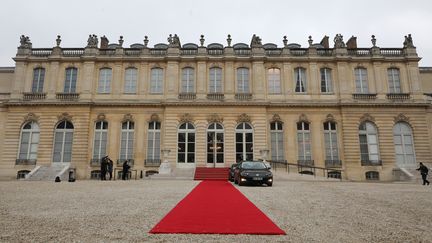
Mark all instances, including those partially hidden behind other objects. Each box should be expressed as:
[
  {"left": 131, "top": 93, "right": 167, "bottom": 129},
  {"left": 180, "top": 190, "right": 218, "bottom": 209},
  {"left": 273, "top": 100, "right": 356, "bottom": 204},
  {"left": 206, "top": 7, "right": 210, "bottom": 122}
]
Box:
[{"left": 0, "top": 177, "right": 431, "bottom": 243}]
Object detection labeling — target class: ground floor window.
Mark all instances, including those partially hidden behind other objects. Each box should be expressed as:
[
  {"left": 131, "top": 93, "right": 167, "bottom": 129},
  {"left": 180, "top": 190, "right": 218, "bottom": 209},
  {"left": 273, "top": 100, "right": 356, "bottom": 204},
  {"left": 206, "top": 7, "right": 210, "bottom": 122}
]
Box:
[
  {"left": 207, "top": 123, "right": 224, "bottom": 164},
  {"left": 17, "top": 170, "right": 30, "bottom": 179},
  {"left": 90, "top": 170, "right": 101, "bottom": 180},
  {"left": 365, "top": 171, "right": 379, "bottom": 180},
  {"left": 177, "top": 122, "right": 195, "bottom": 163}
]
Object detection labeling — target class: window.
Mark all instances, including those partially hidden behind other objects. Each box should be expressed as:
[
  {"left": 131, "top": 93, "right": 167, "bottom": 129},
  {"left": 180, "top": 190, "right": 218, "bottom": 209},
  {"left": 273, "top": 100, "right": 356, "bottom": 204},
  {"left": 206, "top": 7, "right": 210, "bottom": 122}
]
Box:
[
  {"left": 98, "top": 68, "right": 112, "bottom": 93},
  {"left": 235, "top": 123, "right": 253, "bottom": 162},
  {"left": 297, "top": 122, "right": 311, "bottom": 161},
  {"left": 17, "top": 170, "right": 30, "bottom": 179},
  {"left": 209, "top": 67, "right": 222, "bottom": 93},
  {"left": 388, "top": 68, "right": 401, "bottom": 93},
  {"left": 93, "top": 121, "right": 108, "bottom": 160},
  {"left": 32, "top": 68, "right": 45, "bottom": 93},
  {"left": 18, "top": 121, "right": 40, "bottom": 160},
  {"left": 359, "top": 122, "right": 380, "bottom": 163},
  {"left": 295, "top": 68, "right": 307, "bottom": 93},
  {"left": 270, "top": 122, "right": 284, "bottom": 161},
  {"left": 393, "top": 122, "right": 415, "bottom": 167},
  {"left": 181, "top": 67, "right": 195, "bottom": 93},
  {"left": 237, "top": 68, "right": 250, "bottom": 93},
  {"left": 147, "top": 121, "right": 161, "bottom": 161},
  {"left": 178, "top": 123, "right": 195, "bottom": 163},
  {"left": 324, "top": 122, "right": 339, "bottom": 161},
  {"left": 207, "top": 123, "right": 224, "bottom": 164},
  {"left": 124, "top": 68, "right": 137, "bottom": 94},
  {"left": 365, "top": 171, "right": 379, "bottom": 180},
  {"left": 120, "top": 121, "right": 134, "bottom": 160},
  {"left": 90, "top": 170, "right": 101, "bottom": 180},
  {"left": 268, "top": 68, "right": 281, "bottom": 94},
  {"left": 53, "top": 121, "right": 74, "bottom": 163},
  {"left": 320, "top": 68, "right": 332, "bottom": 93},
  {"left": 355, "top": 68, "right": 368, "bottom": 93},
  {"left": 64, "top": 68, "right": 77, "bottom": 93},
  {"left": 150, "top": 68, "right": 163, "bottom": 94}
]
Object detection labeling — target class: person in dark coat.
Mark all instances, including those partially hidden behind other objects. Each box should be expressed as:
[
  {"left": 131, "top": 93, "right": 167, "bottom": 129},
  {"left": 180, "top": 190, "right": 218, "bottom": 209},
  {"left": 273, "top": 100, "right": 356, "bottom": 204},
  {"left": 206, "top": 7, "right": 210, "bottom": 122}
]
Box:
[
  {"left": 100, "top": 156, "right": 107, "bottom": 180},
  {"left": 122, "top": 160, "right": 130, "bottom": 180},
  {"left": 417, "top": 162, "right": 430, "bottom": 185},
  {"left": 106, "top": 157, "right": 113, "bottom": 180}
]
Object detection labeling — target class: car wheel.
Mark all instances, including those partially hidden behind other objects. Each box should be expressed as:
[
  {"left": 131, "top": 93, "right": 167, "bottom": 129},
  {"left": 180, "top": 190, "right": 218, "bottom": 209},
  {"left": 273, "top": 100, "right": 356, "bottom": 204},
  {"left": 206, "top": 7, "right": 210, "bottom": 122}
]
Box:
[
  {"left": 267, "top": 182, "right": 273, "bottom": 187},
  {"left": 234, "top": 177, "right": 238, "bottom": 184}
]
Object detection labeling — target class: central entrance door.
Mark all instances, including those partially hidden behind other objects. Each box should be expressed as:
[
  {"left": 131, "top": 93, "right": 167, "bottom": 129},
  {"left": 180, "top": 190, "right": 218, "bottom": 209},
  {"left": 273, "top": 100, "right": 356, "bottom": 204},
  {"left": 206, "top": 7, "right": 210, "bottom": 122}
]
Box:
[{"left": 207, "top": 123, "right": 224, "bottom": 167}]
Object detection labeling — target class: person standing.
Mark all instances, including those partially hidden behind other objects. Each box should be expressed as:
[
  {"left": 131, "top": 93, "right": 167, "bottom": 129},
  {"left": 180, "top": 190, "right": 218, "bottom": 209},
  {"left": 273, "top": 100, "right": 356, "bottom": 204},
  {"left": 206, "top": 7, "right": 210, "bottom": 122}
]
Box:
[
  {"left": 122, "top": 160, "right": 130, "bottom": 180},
  {"left": 100, "top": 156, "right": 107, "bottom": 181},
  {"left": 106, "top": 157, "right": 113, "bottom": 180},
  {"left": 417, "top": 162, "right": 430, "bottom": 185}
]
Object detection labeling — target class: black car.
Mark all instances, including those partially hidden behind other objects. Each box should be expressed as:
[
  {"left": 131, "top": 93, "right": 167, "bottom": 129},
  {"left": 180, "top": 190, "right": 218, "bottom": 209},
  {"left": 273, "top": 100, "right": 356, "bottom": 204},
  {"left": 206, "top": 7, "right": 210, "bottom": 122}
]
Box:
[
  {"left": 228, "top": 163, "right": 239, "bottom": 182},
  {"left": 234, "top": 161, "right": 273, "bottom": 186}
]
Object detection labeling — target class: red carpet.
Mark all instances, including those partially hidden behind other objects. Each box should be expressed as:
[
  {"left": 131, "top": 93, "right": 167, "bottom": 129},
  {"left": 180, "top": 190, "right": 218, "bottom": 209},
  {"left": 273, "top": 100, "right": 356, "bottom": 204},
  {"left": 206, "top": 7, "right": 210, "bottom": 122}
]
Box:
[{"left": 149, "top": 181, "right": 285, "bottom": 235}]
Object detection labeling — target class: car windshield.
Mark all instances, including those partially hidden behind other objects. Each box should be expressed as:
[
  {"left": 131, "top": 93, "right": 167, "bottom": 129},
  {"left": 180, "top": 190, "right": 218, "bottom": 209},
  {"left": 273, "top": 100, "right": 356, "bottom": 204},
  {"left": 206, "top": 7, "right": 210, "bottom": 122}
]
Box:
[{"left": 241, "top": 162, "right": 267, "bottom": 170}]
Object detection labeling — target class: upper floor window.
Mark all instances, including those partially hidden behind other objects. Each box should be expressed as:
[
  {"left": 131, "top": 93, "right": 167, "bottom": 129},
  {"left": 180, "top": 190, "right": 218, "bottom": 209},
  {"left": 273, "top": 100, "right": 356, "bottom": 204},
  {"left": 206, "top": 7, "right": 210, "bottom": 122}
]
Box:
[
  {"left": 354, "top": 68, "right": 368, "bottom": 93},
  {"left": 237, "top": 68, "right": 250, "bottom": 93},
  {"left": 150, "top": 68, "right": 163, "bottom": 94},
  {"left": 294, "top": 68, "right": 307, "bottom": 93},
  {"left": 32, "top": 68, "right": 45, "bottom": 93},
  {"left": 209, "top": 67, "right": 222, "bottom": 93},
  {"left": 320, "top": 68, "right": 333, "bottom": 93},
  {"left": 98, "top": 68, "right": 112, "bottom": 93},
  {"left": 181, "top": 67, "right": 195, "bottom": 93},
  {"left": 388, "top": 68, "right": 401, "bottom": 93},
  {"left": 124, "top": 68, "right": 137, "bottom": 94},
  {"left": 64, "top": 68, "right": 77, "bottom": 93},
  {"left": 268, "top": 68, "right": 281, "bottom": 94}
]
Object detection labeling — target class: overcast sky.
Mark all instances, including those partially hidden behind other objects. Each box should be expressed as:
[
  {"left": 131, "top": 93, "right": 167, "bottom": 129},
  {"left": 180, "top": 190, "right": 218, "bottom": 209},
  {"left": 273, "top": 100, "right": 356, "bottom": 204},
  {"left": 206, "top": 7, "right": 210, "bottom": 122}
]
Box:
[{"left": 1, "top": 0, "right": 431, "bottom": 66}]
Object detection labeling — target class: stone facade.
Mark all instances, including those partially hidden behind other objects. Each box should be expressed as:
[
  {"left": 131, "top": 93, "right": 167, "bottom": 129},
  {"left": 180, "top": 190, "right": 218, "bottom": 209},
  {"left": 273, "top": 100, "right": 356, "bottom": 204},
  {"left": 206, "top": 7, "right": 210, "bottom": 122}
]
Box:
[{"left": 0, "top": 34, "right": 431, "bottom": 181}]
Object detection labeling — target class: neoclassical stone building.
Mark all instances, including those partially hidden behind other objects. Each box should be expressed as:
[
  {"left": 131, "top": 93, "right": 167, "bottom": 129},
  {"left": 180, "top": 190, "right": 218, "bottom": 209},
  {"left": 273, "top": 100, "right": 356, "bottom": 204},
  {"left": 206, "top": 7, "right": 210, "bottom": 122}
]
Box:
[{"left": 0, "top": 33, "right": 431, "bottom": 181}]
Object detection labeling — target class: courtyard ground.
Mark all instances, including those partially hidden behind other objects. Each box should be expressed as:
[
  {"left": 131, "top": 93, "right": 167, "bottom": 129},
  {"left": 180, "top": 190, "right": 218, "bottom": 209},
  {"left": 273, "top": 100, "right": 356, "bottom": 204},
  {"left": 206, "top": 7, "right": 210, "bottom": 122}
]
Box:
[{"left": 0, "top": 176, "right": 431, "bottom": 243}]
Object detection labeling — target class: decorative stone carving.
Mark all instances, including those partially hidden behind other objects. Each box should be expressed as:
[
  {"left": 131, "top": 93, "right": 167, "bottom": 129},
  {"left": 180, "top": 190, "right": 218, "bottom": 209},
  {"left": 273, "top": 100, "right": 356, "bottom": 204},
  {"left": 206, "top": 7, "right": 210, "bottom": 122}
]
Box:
[
  {"left": 298, "top": 114, "right": 309, "bottom": 123},
  {"left": 149, "top": 113, "right": 160, "bottom": 122},
  {"left": 237, "top": 113, "right": 251, "bottom": 123},
  {"left": 360, "top": 113, "right": 375, "bottom": 123},
  {"left": 308, "top": 36, "right": 313, "bottom": 47},
  {"left": 207, "top": 113, "right": 223, "bottom": 123},
  {"left": 56, "top": 35, "right": 61, "bottom": 47},
  {"left": 144, "top": 36, "right": 149, "bottom": 47},
  {"left": 333, "top": 34, "right": 345, "bottom": 48},
  {"left": 118, "top": 36, "right": 124, "bottom": 47},
  {"left": 96, "top": 113, "right": 106, "bottom": 121},
  {"left": 122, "top": 113, "right": 133, "bottom": 122},
  {"left": 227, "top": 34, "right": 232, "bottom": 47},
  {"left": 271, "top": 114, "right": 283, "bottom": 123},
  {"left": 168, "top": 34, "right": 181, "bottom": 48},
  {"left": 250, "top": 34, "right": 262, "bottom": 48},
  {"left": 200, "top": 35, "right": 205, "bottom": 47},
  {"left": 394, "top": 113, "right": 410, "bottom": 123},
  {"left": 57, "top": 112, "right": 72, "bottom": 121},
  {"left": 403, "top": 34, "right": 415, "bottom": 48},
  {"left": 371, "top": 35, "right": 377, "bottom": 47},
  {"left": 325, "top": 114, "right": 336, "bottom": 122},
  {"left": 86, "top": 34, "right": 98, "bottom": 48},
  {"left": 23, "top": 113, "right": 39, "bottom": 122},
  {"left": 179, "top": 113, "right": 194, "bottom": 123},
  {"left": 19, "top": 35, "right": 32, "bottom": 48}
]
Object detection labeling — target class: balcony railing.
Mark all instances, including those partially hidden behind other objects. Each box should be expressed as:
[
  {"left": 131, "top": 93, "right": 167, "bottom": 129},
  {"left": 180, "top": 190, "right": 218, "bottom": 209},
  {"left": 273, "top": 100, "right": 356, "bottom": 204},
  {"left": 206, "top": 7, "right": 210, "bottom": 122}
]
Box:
[
  {"left": 348, "top": 48, "right": 371, "bottom": 56},
  {"left": 386, "top": 93, "right": 410, "bottom": 100},
  {"left": 62, "top": 48, "right": 85, "bottom": 57},
  {"left": 150, "top": 49, "right": 167, "bottom": 56},
  {"left": 124, "top": 48, "right": 141, "bottom": 56},
  {"left": 265, "top": 49, "right": 282, "bottom": 56},
  {"left": 235, "top": 93, "right": 252, "bottom": 100},
  {"left": 23, "top": 92, "right": 47, "bottom": 100},
  {"left": 31, "top": 48, "right": 52, "bottom": 57},
  {"left": 207, "top": 49, "right": 224, "bottom": 55},
  {"left": 56, "top": 92, "right": 80, "bottom": 100},
  {"left": 145, "top": 159, "right": 162, "bottom": 166},
  {"left": 380, "top": 48, "right": 403, "bottom": 57},
  {"left": 15, "top": 159, "right": 37, "bottom": 165},
  {"left": 361, "top": 160, "right": 383, "bottom": 166},
  {"left": 298, "top": 160, "right": 314, "bottom": 166},
  {"left": 117, "top": 159, "right": 134, "bottom": 167},
  {"left": 207, "top": 93, "right": 224, "bottom": 100},
  {"left": 290, "top": 48, "right": 308, "bottom": 56},
  {"left": 352, "top": 93, "right": 377, "bottom": 100},
  {"left": 98, "top": 49, "right": 116, "bottom": 56},
  {"left": 317, "top": 48, "right": 333, "bottom": 56},
  {"left": 90, "top": 159, "right": 101, "bottom": 167},
  {"left": 325, "top": 159, "right": 342, "bottom": 168},
  {"left": 178, "top": 92, "right": 196, "bottom": 100},
  {"left": 181, "top": 49, "right": 198, "bottom": 55},
  {"left": 234, "top": 49, "right": 251, "bottom": 56}
]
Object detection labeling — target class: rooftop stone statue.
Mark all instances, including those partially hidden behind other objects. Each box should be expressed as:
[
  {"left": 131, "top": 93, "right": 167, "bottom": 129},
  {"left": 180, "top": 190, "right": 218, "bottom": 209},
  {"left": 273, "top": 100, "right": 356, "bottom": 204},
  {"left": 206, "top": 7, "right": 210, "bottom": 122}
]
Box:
[
  {"left": 19, "top": 35, "right": 32, "bottom": 48},
  {"left": 250, "top": 34, "right": 262, "bottom": 48},
  {"left": 333, "top": 34, "right": 345, "bottom": 48}
]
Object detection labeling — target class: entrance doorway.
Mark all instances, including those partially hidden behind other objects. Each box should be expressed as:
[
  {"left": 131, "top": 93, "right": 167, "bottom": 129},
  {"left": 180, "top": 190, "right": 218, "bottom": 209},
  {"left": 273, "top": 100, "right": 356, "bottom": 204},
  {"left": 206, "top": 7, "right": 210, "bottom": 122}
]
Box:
[{"left": 207, "top": 123, "right": 224, "bottom": 167}]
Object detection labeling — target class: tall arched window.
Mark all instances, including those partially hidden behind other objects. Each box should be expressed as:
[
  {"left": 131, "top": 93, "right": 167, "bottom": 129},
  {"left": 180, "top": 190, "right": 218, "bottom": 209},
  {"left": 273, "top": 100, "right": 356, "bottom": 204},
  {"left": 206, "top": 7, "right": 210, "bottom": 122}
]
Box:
[
  {"left": 209, "top": 67, "right": 222, "bottom": 93},
  {"left": 320, "top": 68, "right": 332, "bottom": 93},
  {"left": 270, "top": 122, "right": 284, "bottom": 161},
  {"left": 237, "top": 68, "right": 250, "bottom": 93},
  {"left": 235, "top": 123, "right": 253, "bottom": 162},
  {"left": 178, "top": 123, "right": 195, "bottom": 163},
  {"left": 181, "top": 67, "right": 195, "bottom": 93},
  {"left": 268, "top": 68, "right": 281, "bottom": 94},
  {"left": 120, "top": 121, "right": 134, "bottom": 161},
  {"left": 294, "top": 67, "right": 307, "bottom": 93},
  {"left": 297, "top": 121, "right": 312, "bottom": 162},
  {"left": 207, "top": 123, "right": 224, "bottom": 164},
  {"left": 359, "top": 122, "right": 380, "bottom": 164},
  {"left": 64, "top": 67, "right": 78, "bottom": 93},
  {"left": 18, "top": 121, "right": 40, "bottom": 160},
  {"left": 53, "top": 121, "right": 74, "bottom": 163},
  {"left": 388, "top": 68, "right": 401, "bottom": 93},
  {"left": 147, "top": 121, "right": 161, "bottom": 162},
  {"left": 354, "top": 68, "right": 368, "bottom": 93},
  {"left": 124, "top": 68, "right": 137, "bottom": 94},
  {"left": 150, "top": 68, "right": 163, "bottom": 94},
  {"left": 98, "top": 68, "right": 112, "bottom": 93},
  {"left": 393, "top": 122, "right": 415, "bottom": 167},
  {"left": 93, "top": 121, "right": 108, "bottom": 160},
  {"left": 32, "top": 68, "right": 45, "bottom": 93},
  {"left": 324, "top": 121, "right": 339, "bottom": 162}
]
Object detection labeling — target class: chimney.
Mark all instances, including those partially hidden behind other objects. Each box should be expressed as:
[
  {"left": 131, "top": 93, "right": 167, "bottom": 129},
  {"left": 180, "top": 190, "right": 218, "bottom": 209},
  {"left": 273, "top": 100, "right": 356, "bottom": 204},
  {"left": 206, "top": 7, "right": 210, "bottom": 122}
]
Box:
[
  {"left": 320, "top": 36, "right": 329, "bottom": 48},
  {"left": 346, "top": 36, "right": 357, "bottom": 49},
  {"left": 100, "top": 35, "right": 109, "bottom": 49}
]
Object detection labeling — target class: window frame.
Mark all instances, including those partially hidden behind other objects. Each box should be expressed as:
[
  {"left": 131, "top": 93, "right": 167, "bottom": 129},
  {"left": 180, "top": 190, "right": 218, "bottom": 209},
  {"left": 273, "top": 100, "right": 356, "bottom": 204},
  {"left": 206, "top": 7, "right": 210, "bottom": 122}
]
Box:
[
  {"left": 294, "top": 67, "right": 307, "bottom": 93},
  {"left": 150, "top": 68, "right": 164, "bottom": 94},
  {"left": 98, "top": 68, "right": 112, "bottom": 94},
  {"left": 268, "top": 68, "right": 281, "bottom": 94},
  {"left": 32, "top": 68, "right": 45, "bottom": 93},
  {"left": 124, "top": 67, "right": 138, "bottom": 94}
]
